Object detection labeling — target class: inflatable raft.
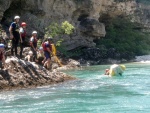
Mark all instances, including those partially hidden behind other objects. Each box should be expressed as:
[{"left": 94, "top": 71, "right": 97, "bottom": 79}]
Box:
[{"left": 109, "top": 64, "right": 126, "bottom": 76}]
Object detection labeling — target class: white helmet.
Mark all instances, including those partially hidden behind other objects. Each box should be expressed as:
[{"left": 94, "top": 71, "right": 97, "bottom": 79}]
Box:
[
  {"left": 29, "top": 51, "right": 33, "bottom": 55},
  {"left": 32, "top": 31, "right": 37, "bottom": 34},
  {"left": 14, "top": 16, "right": 20, "bottom": 20}
]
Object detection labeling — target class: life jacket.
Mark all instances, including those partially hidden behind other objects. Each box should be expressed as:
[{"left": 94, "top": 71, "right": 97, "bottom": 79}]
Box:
[
  {"left": 0, "top": 52, "right": 3, "bottom": 61},
  {"left": 11, "top": 22, "right": 20, "bottom": 33},
  {"left": 42, "top": 42, "right": 52, "bottom": 52},
  {"left": 20, "top": 28, "right": 26, "bottom": 38},
  {"left": 30, "top": 36, "right": 37, "bottom": 48}
]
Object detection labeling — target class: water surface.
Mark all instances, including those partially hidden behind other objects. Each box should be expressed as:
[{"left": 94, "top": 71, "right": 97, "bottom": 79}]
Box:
[{"left": 0, "top": 63, "right": 150, "bottom": 113}]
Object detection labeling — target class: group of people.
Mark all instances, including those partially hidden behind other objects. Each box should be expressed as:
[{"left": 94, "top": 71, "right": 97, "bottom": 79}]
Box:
[{"left": 0, "top": 15, "right": 56, "bottom": 69}]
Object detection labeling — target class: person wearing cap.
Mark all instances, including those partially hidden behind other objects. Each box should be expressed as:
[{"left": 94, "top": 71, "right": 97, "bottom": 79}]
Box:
[
  {"left": 19, "top": 22, "right": 27, "bottom": 58},
  {"left": 30, "top": 31, "right": 38, "bottom": 61},
  {"left": 104, "top": 64, "right": 126, "bottom": 77},
  {"left": 42, "top": 37, "right": 53, "bottom": 69},
  {"left": 0, "top": 43, "right": 6, "bottom": 69},
  {"left": 9, "top": 16, "right": 20, "bottom": 56}
]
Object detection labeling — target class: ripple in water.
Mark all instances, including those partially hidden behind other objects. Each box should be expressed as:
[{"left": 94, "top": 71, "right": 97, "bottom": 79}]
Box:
[{"left": 0, "top": 63, "right": 150, "bottom": 113}]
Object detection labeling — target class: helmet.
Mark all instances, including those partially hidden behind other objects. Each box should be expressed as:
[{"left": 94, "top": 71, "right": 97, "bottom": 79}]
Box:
[
  {"left": 21, "top": 22, "right": 27, "bottom": 26},
  {"left": 14, "top": 16, "right": 20, "bottom": 20},
  {"left": 32, "top": 31, "right": 37, "bottom": 34},
  {"left": 120, "top": 65, "right": 126, "bottom": 71},
  {"left": 0, "top": 44, "right": 4, "bottom": 48},
  {"left": 48, "top": 37, "right": 53, "bottom": 40},
  {"left": 29, "top": 51, "right": 33, "bottom": 55},
  {"left": 39, "top": 47, "right": 43, "bottom": 50}
]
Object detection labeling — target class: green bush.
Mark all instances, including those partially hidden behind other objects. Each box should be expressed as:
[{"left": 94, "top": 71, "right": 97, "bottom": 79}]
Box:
[
  {"left": 96, "top": 17, "right": 150, "bottom": 59},
  {"left": 45, "top": 21, "right": 75, "bottom": 56}
]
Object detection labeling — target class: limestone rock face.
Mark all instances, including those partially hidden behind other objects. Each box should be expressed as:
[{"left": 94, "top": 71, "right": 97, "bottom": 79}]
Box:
[
  {"left": 0, "top": 0, "right": 12, "bottom": 21},
  {"left": 100, "top": 0, "right": 137, "bottom": 17},
  {"left": 0, "top": 0, "right": 106, "bottom": 50},
  {"left": 0, "top": 0, "right": 149, "bottom": 50},
  {"left": 79, "top": 18, "right": 106, "bottom": 37}
]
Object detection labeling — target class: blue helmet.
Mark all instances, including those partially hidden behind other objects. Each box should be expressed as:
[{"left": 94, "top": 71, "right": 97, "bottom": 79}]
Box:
[{"left": 0, "top": 44, "right": 4, "bottom": 48}]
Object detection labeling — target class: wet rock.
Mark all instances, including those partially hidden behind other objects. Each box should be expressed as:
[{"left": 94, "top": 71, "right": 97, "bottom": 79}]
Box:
[{"left": 0, "top": 57, "right": 75, "bottom": 91}]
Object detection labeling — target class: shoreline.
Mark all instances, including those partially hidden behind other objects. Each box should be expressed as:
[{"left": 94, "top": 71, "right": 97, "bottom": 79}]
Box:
[{"left": 1, "top": 54, "right": 150, "bottom": 91}]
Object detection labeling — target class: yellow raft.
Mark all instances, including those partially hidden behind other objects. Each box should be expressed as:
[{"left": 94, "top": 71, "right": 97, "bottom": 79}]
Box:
[{"left": 109, "top": 64, "right": 126, "bottom": 76}]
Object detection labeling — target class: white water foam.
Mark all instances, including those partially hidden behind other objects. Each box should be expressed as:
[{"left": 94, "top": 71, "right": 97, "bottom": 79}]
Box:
[{"left": 135, "top": 55, "right": 150, "bottom": 63}]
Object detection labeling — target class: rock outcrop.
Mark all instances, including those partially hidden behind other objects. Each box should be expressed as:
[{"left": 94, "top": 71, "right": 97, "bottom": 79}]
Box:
[
  {"left": 0, "top": 57, "right": 75, "bottom": 91},
  {"left": 0, "top": 0, "right": 149, "bottom": 50}
]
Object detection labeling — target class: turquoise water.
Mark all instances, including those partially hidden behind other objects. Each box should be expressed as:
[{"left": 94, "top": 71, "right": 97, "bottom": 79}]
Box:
[{"left": 0, "top": 63, "right": 150, "bottom": 113}]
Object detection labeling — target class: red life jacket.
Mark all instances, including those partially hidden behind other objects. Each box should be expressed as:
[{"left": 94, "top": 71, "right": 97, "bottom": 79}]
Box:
[
  {"left": 30, "top": 37, "right": 37, "bottom": 47},
  {"left": 21, "top": 29, "right": 26, "bottom": 38},
  {"left": 42, "top": 42, "right": 52, "bottom": 51}
]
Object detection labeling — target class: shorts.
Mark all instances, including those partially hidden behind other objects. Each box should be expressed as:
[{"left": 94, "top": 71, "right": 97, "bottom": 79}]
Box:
[{"left": 44, "top": 51, "right": 51, "bottom": 60}]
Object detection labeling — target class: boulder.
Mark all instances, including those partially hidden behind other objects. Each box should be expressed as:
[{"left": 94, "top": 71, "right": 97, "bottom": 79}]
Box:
[
  {"left": 0, "top": 57, "right": 75, "bottom": 91},
  {"left": 79, "top": 18, "right": 106, "bottom": 37}
]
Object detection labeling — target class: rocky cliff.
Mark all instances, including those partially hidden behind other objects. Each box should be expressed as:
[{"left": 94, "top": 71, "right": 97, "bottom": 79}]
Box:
[{"left": 0, "top": 0, "right": 149, "bottom": 50}]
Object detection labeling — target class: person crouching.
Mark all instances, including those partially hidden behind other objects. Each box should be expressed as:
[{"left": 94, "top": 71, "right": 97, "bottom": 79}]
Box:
[
  {"left": 36, "top": 47, "right": 45, "bottom": 65},
  {"left": 25, "top": 51, "right": 33, "bottom": 62}
]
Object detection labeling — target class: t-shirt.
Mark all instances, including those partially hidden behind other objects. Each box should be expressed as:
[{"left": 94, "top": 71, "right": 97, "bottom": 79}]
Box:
[
  {"left": 19, "top": 27, "right": 26, "bottom": 38},
  {"left": 19, "top": 27, "right": 24, "bottom": 33},
  {"left": 30, "top": 37, "right": 34, "bottom": 42},
  {"left": 30, "top": 37, "right": 37, "bottom": 48}
]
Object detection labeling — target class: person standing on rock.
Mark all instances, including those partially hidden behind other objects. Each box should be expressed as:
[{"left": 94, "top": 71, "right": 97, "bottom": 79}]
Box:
[
  {"left": 0, "top": 44, "right": 6, "bottom": 69},
  {"left": 30, "top": 31, "right": 38, "bottom": 61},
  {"left": 19, "top": 22, "right": 27, "bottom": 58},
  {"left": 42, "top": 37, "right": 52, "bottom": 69},
  {"left": 9, "top": 16, "right": 20, "bottom": 57}
]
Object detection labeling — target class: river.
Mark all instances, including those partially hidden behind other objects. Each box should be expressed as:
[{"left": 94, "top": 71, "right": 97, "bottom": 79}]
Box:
[{"left": 0, "top": 63, "right": 150, "bottom": 113}]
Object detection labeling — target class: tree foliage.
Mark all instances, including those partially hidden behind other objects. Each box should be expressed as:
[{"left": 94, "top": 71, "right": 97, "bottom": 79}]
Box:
[
  {"left": 45, "top": 21, "right": 74, "bottom": 38},
  {"left": 96, "top": 17, "right": 150, "bottom": 59},
  {"left": 45, "top": 21, "right": 74, "bottom": 46}
]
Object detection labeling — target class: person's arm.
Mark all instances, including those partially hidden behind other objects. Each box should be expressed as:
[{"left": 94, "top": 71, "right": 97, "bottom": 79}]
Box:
[
  {"left": 30, "top": 38, "right": 36, "bottom": 51},
  {"left": 20, "top": 34, "right": 23, "bottom": 43},
  {"left": 46, "top": 47, "right": 51, "bottom": 53},
  {"left": 9, "top": 26, "right": 13, "bottom": 39},
  {"left": 28, "top": 56, "right": 31, "bottom": 62},
  {"left": 19, "top": 28, "right": 23, "bottom": 43},
  {"left": 2, "top": 54, "right": 5, "bottom": 66}
]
